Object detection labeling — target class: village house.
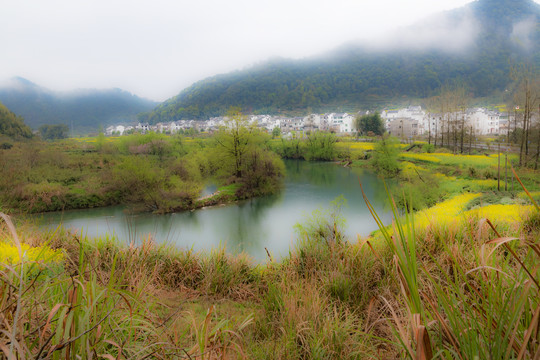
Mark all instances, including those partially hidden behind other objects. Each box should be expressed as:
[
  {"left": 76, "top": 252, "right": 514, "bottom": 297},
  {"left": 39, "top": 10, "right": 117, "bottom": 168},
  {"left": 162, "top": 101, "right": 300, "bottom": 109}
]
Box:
[
  {"left": 382, "top": 106, "right": 427, "bottom": 136},
  {"left": 105, "top": 124, "right": 127, "bottom": 136},
  {"left": 387, "top": 118, "right": 422, "bottom": 140},
  {"left": 328, "top": 113, "right": 354, "bottom": 133},
  {"left": 106, "top": 105, "right": 529, "bottom": 139},
  {"left": 467, "top": 108, "right": 500, "bottom": 135},
  {"left": 136, "top": 123, "right": 150, "bottom": 133}
]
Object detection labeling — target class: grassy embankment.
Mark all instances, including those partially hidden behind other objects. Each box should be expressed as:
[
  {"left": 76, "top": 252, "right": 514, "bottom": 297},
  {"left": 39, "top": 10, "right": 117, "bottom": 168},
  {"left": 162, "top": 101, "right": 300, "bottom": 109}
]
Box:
[
  {"left": 0, "top": 132, "right": 283, "bottom": 215},
  {"left": 339, "top": 139, "right": 540, "bottom": 209},
  {"left": 1, "top": 138, "right": 539, "bottom": 358}
]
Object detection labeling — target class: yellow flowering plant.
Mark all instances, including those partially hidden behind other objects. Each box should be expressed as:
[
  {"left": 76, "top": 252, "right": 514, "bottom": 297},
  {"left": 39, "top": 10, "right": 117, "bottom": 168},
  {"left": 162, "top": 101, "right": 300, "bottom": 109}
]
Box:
[{"left": 0, "top": 241, "right": 63, "bottom": 266}]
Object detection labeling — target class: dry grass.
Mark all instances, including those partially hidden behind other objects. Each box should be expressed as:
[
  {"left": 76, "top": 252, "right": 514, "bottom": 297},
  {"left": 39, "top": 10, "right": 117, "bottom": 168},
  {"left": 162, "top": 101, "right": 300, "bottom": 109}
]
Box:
[
  {"left": 362, "top": 170, "right": 540, "bottom": 359},
  {"left": 0, "top": 214, "right": 257, "bottom": 359},
  {"left": 1, "top": 166, "right": 539, "bottom": 359}
]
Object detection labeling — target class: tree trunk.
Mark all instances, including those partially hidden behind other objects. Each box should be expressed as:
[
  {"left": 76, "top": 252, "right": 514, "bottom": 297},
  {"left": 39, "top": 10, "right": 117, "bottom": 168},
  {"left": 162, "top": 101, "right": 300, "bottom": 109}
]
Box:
[
  {"left": 460, "top": 115, "right": 464, "bottom": 154},
  {"left": 534, "top": 105, "right": 540, "bottom": 170},
  {"left": 469, "top": 126, "right": 472, "bottom": 155},
  {"left": 520, "top": 110, "right": 525, "bottom": 166},
  {"left": 497, "top": 143, "right": 500, "bottom": 191},
  {"left": 428, "top": 114, "right": 431, "bottom": 145}
]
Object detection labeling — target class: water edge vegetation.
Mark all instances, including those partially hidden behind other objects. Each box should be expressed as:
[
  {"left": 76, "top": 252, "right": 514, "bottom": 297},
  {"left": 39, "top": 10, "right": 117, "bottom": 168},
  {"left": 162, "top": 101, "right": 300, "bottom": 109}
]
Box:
[{"left": 1, "top": 129, "right": 540, "bottom": 358}]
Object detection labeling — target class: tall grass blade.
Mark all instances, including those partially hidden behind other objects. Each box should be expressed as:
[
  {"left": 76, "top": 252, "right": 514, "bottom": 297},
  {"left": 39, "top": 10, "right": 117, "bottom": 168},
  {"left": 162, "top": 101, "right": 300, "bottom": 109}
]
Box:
[{"left": 511, "top": 166, "right": 540, "bottom": 211}]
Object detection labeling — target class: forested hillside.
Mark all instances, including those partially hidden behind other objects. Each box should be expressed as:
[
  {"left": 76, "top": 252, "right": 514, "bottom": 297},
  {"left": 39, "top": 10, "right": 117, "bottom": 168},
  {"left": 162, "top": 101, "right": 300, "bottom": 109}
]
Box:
[
  {"left": 0, "top": 78, "right": 157, "bottom": 133},
  {"left": 0, "top": 101, "right": 32, "bottom": 140},
  {"left": 141, "top": 0, "right": 539, "bottom": 122}
]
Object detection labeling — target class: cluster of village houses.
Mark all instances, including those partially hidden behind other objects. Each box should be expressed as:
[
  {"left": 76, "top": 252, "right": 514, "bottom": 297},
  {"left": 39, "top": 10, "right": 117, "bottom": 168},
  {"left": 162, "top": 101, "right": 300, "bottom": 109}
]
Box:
[{"left": 106, "top": 106, "right": 531, "bottom": 139}]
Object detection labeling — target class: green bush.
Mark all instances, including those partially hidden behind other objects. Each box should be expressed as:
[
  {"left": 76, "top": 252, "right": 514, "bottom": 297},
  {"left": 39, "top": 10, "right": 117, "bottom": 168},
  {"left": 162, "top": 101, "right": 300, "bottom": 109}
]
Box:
[
  {"left": 422, "top": 143, "right": 435, "bottom": 153},
  {"left": 370, "top": 135, "right": 400, "bottom": 177}
]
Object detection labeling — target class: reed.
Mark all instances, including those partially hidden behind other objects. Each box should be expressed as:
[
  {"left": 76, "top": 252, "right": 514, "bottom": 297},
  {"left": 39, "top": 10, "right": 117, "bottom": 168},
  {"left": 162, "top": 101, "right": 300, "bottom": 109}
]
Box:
[
  {"left": 0, "top": 213, "right": 257, "bottom": 359},
  {"left": 362, "top": 171, "right": 540, "bottom": 359}
]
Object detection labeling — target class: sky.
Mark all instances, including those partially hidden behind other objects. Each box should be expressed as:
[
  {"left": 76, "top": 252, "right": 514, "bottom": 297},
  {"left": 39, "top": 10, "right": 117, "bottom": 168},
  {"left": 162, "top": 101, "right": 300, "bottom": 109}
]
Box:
[{"left": 0, "top": 0, "right": 527, "bottom": 101}]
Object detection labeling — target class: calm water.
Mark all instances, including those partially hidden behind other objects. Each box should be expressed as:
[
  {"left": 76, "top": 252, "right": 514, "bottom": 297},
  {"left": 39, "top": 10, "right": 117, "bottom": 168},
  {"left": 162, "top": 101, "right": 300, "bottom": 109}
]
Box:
[{"left": 34, "top": 160, "right": 392, "bottom": 262}]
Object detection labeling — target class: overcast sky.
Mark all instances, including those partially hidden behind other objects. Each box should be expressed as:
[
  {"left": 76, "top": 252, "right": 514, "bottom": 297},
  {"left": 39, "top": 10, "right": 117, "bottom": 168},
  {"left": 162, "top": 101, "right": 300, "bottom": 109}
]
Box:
[{"left": 0, "top": 0, "right": 531, "bottom": 101}]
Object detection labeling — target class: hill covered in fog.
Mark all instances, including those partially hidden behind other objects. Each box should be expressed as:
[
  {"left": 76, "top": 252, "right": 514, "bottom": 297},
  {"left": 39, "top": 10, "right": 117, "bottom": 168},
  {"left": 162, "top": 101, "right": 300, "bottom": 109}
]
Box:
[
  {"left": 141, "top": 0, "right": 539, "bottom": 122},
  {"left": 0, "top": 77, "right": 157, "bottom": 133}
]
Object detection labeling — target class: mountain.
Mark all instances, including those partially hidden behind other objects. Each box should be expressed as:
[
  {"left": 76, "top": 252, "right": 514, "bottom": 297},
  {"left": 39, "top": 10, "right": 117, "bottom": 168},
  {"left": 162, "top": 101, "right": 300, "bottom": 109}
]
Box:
[
  {"left": 141, "top": 0, "right": 540, "bottom": 122},
  {"left": 0, "top": 78, "right": 158, "bottom": 133}
]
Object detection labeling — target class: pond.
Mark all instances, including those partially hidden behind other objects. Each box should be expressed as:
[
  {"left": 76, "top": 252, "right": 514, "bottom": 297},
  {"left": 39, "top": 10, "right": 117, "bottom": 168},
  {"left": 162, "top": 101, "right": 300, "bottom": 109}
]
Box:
[{"left": 34, "top": 160, "right": 392, "bottom": 262}]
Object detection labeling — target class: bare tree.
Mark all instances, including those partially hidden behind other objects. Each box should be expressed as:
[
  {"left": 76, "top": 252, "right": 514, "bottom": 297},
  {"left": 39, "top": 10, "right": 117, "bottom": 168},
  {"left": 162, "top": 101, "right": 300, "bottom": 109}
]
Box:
[{"left": 511, "top": 63, "right": 539, "bottom": 167}]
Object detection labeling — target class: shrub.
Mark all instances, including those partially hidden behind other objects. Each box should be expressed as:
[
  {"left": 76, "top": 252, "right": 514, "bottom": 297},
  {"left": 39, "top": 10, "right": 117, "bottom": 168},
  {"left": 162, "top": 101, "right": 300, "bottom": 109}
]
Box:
[
  {"left": 421, "top": 143, "right": 435, "bottom": 153},
  {"left": 370, "top": 135, "right": 400, "bottom": 177}
]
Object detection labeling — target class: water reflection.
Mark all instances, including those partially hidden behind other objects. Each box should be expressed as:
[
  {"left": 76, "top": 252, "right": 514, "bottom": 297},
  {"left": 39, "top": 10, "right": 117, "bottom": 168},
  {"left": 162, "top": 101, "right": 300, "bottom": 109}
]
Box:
[{"left": 34, "top": 160, "right": 392, "bottom": 262}]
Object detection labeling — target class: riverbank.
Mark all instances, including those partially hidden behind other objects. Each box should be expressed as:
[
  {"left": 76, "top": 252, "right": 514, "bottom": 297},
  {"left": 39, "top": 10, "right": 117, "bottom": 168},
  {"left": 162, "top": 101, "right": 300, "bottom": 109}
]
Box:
[
  {"left": 0, "top": 184, "right": 540, "bottom": 359},
  {"left": 2, "top": 164, "right": 539, "bottom": 358},
  {"left": 0, "top": 130, "right": 284, "bottom": 215},
  {"left": 3, "top": 135, "right": 540, "bottom": 358},
  {"left": 343, "top": 140, "right": 540, "bottom": 211},
  {"left": 30, "top": 160, "right": 391, "bottom": 263}
]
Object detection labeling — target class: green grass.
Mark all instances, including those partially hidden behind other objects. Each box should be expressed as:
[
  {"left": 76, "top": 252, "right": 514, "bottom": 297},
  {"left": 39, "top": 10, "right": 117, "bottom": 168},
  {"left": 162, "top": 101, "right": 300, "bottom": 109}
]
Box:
[
  {"left": 363, "top": 172, "right": 540, "bottom": 359},
  {"left": 217, "top": 183, "right": 241, "bottom": 196},
  {"left": 2, "top": 137, "right": 540, "bottom": 359},
  {"left": 2, "top": 175, "right": 539, "bottom": 359}
]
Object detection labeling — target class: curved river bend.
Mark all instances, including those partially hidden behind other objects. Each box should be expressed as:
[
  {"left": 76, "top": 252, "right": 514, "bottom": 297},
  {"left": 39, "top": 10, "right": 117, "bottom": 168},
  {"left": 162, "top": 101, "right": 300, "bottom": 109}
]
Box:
[{"left": 35, "top": 160, "right": 392, "bottom": 262}]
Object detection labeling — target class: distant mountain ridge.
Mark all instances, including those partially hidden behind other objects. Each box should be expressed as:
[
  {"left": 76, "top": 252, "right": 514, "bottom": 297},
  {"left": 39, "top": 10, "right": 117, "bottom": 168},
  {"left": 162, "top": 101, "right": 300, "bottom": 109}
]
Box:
[
  {"left": 141, "top": 0, "right": 539, "bottom": 122},
  {"left": 0, "top": 77, "right": 157, "bottom": 133}
]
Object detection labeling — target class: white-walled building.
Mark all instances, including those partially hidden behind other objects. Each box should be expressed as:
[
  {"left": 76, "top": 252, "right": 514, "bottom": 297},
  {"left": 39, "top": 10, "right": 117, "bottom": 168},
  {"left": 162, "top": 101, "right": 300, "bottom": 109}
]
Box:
[
  {"left": 105, "top": 124, "right": 127, "bottom": 135},
  {"left": 382, "top": 106, "right": 427, "bottom": 136},
  {"left": 467, "top": 108, "right": 500, "bottom": 135},
  {"left": 328, "top": 113, "right": 355, "bottom": 133},
  {"left": 136, "top": 123, "right": 150, "bottom": 133}
]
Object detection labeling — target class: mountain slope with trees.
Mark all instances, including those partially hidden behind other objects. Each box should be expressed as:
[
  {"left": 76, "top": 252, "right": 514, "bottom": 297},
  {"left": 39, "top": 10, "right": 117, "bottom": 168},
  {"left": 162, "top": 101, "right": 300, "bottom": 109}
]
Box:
[
  {"left": 0, "top": 101, "right": 32, "bottom": 140},
  {"left": 0, "top": 77, "right": 157, "bottom": 133},
  {"left": 141, "top": 0, "right": 539, "bottom": 122}
]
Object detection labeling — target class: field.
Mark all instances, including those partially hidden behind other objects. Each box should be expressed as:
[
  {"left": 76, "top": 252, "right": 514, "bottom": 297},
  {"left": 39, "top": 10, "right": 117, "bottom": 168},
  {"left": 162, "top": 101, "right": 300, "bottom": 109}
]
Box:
[{"left": 1, "top": 135, "right": 540, "bottom": 359}]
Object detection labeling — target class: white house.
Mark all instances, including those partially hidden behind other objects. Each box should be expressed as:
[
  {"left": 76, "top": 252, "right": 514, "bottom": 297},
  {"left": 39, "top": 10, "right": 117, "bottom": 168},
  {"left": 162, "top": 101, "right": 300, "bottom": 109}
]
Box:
[
  {"left": 467, "top": 108, "right": 500, "bottom": 135},
  {"left": 382, "top": 106, "right": 427, "bottom": 135},
  {"left": 106, "top": 125, "right": 126, "bottom": 135},
  {"left": 115, "top": 125, "right": 126, "bottom": 135},
  {"left": 136, "top": 123, "right": 150, "bottom": 133},
  {"left": 327, "top": 113, "right": 355, "bottom": 133}
]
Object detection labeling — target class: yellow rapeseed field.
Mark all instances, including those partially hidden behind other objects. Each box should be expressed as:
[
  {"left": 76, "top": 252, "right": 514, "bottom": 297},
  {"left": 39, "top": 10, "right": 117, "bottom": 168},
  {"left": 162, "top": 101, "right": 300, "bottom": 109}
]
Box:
[
  {"left": 401, "top": 161, "right": 428, "bottom": 177},
  {"left": 0, "top": 242, "right": 63, "bottom": 265},
  {"left": 414, "top": 193, "right": 481, "bottom": 230},
  {"left": 400, "top": 152, "right": 508, "bottom": 168},
  {"left": 336, "top": 142, "right": 375, "bottom": 151},
  {"left": 409, "top": 193, "right": 531, "bottom": 234},
  {"left": 464, "top": 204, "right": 533, "bottom": 223},
  {"left": 400, "top": 153, "right": 441, "bottom": 163}
]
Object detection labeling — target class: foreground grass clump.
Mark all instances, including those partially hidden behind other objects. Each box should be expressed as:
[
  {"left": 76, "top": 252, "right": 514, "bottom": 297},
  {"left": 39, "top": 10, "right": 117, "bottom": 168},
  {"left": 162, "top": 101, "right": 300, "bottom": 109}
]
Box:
[
  {"left": 0, "top": 213, "right": 258, "bottom": 359},
  {"left": 1, "top": 209, "right": 399, "bottom": 359},
  {"left": 362, "top": 171, "right": 540, "bottom": 359}
]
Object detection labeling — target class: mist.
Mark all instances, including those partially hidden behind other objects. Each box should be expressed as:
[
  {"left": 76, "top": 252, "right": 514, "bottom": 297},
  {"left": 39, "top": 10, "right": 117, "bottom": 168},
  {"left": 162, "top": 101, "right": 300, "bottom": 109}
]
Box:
[
  {"left": 0, "top": 0, "right": 538, "bottom": 101},
  {"left": 512, "top": 16, "right": 538, "bottom": 50},
  {"left": 365, "top": 8, "right": 481, "bottom": 53}
]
